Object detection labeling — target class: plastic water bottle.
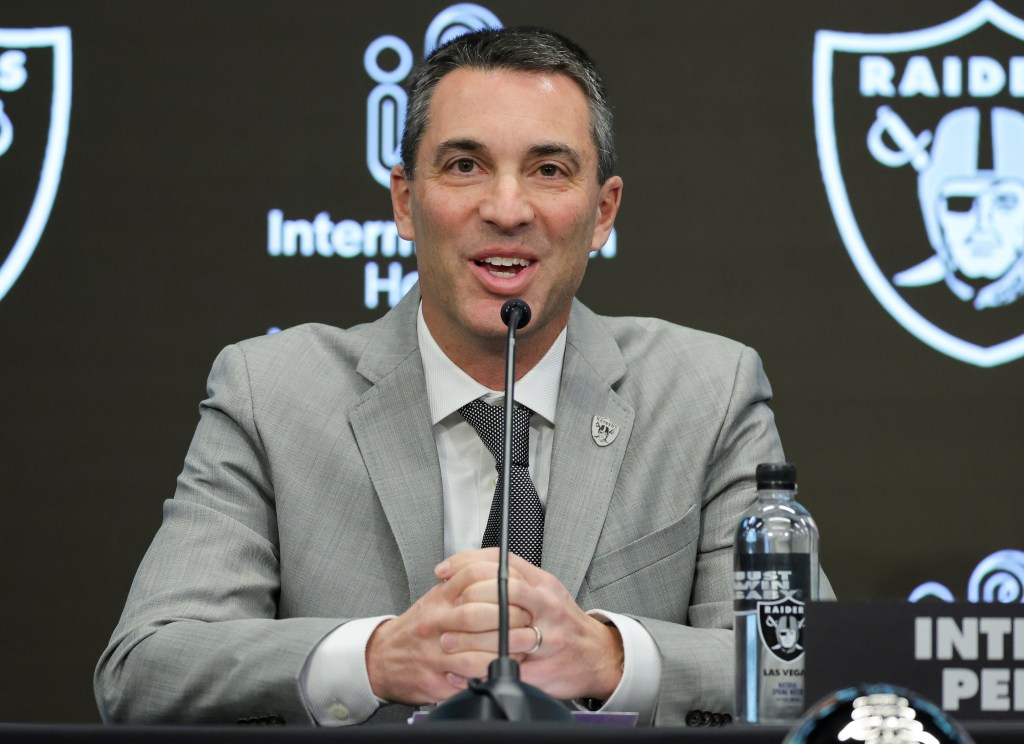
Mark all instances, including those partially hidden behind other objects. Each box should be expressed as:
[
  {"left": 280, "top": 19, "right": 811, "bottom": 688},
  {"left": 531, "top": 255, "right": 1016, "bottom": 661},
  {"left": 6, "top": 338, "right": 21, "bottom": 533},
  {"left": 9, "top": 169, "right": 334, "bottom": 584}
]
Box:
[{"left": 733, "top": 462, "right": 819, "bottom": 724}]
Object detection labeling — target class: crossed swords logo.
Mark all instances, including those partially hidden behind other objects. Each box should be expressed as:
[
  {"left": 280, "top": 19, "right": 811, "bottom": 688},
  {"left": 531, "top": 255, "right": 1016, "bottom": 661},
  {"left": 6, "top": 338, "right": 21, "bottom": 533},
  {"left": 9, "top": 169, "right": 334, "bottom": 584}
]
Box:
[{"left": 868, "top": 105, "right": 933, "bottom": 171}]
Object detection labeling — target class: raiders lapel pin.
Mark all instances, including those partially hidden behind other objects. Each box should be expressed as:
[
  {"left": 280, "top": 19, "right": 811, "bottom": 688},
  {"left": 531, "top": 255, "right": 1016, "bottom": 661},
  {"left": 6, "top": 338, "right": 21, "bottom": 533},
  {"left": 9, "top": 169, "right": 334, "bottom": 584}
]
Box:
[{"left": 591, "top": 415, "right": 619, "bottom": 447}]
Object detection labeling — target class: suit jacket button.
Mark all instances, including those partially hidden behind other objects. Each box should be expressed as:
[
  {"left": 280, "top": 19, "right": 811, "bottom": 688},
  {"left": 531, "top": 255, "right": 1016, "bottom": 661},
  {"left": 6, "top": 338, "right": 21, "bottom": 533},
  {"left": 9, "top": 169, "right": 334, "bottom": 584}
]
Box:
[
  {"left": 330, "top": 703, "right": 350, "bottom": 721},
  {"left": 685, "top": 709, "right": 702, "bottom": 726}
]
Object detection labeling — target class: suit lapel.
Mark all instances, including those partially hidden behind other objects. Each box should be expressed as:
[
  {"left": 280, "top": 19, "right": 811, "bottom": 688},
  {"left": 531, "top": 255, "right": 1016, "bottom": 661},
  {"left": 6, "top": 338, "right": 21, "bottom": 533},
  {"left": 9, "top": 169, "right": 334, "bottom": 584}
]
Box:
[
  {"left": 349, "top": 289, "right": 445, "bottom": 603},
  {"left": 543, "top": 301, "right": 634, "bottom": 599}
]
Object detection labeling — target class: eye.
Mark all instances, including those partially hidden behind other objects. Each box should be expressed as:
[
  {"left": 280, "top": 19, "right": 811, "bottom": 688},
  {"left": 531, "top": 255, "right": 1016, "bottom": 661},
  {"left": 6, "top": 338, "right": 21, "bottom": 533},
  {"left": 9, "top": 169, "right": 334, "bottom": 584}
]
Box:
[
  {"left": 995, "top": 192, "right": 1019, "bottom": 210},
  {"left": 454, "top": 158, "right": 476, "bottom": 173},
  {"left": 538, "top": 163, "right": 563, "bottom": 177},
  {"left": 945, "top": 196, "right": 975, "bottom": 213}
]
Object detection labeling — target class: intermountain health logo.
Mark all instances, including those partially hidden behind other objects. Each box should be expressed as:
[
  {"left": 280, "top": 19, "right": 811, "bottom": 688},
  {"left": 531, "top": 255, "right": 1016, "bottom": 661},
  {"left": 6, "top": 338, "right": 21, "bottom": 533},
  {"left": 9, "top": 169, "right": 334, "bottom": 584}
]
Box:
[
  {"left": 266, "top": 4, "right": 617, "bottom": 313},
  {"left": 0, "top": 27, "right": 71, "bottom": 304},
  {"left": 815, "top": 2, "right": 1024, "bottom": 367},
  {"left": 266, "top": 4, "right": 507, "bottom": 311},
  {"left": 365, "top": 3, "right": 501, "bottom": 189}
]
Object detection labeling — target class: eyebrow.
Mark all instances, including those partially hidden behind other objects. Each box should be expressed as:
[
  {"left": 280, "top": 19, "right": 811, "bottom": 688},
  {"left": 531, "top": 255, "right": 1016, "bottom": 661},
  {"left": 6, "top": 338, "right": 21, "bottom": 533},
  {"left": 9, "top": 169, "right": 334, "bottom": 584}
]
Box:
[
  {"left": 432, "top": 138, "right": 485, "bottom": 169},
  {"left": 431, "top": 139, "right": 583, "bottom": 173},
  {"left": 528, "top": 143, "right": 583, "bottom": 173}
]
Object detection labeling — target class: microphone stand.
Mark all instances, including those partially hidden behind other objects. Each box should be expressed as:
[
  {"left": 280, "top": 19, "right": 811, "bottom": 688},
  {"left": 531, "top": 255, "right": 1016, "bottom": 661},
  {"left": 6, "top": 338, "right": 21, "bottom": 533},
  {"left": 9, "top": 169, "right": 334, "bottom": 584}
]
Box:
[{"left": 428, "top": 299, "right": 572, "bottom": 723}]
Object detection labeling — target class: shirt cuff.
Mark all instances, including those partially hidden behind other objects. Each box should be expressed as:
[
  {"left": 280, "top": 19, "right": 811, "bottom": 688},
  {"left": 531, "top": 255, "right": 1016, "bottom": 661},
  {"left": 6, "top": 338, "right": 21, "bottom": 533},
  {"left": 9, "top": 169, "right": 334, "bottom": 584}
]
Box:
[
  {"left": 583, "top": 610, "right": 661, "bottom": 725},
  {"left": 299, "top": 615, "right": 395, "bottom": 726}
]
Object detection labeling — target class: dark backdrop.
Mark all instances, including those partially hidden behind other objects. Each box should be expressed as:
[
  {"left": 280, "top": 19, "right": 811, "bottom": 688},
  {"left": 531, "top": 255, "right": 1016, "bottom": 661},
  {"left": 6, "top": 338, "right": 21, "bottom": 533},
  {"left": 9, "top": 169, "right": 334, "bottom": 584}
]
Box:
[{"left": 0, "top": 0, "right": 1020, "bottom": 723}]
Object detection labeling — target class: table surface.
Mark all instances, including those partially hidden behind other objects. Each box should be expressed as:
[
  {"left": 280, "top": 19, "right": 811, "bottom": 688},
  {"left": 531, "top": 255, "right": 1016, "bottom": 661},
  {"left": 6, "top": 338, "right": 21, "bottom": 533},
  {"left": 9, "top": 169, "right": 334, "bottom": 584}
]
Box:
[{"left": 1, "top": 721, "right": 1022, "bottom": 743}]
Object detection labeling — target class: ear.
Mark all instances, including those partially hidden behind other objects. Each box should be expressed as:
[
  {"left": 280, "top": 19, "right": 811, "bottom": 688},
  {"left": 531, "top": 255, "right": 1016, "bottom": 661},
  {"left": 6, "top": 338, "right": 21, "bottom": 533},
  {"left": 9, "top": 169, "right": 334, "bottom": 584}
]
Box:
[
  {"left": 590, "top": 175, "right": 623, "bottom": 252},
  {"left": 391, "top": 165, "right": 415, "bottom": 240}
]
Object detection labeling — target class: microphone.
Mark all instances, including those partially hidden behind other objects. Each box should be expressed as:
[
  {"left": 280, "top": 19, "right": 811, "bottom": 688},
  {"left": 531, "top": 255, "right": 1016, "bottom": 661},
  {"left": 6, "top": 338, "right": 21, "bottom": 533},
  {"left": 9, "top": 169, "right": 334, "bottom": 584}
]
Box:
[
  {"left": 500, "top": 298, "right": 531, "bottom": 330},
  {"left": 429, "top": 300, "right": 572, "bottom": 724}
]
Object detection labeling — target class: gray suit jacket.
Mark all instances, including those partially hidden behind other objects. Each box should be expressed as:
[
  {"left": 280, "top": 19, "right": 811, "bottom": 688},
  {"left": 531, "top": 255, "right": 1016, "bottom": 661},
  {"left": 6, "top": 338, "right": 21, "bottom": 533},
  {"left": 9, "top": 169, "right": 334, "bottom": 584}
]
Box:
[{"left": 95, "top": 287, "right": 796, "bottom": 726}]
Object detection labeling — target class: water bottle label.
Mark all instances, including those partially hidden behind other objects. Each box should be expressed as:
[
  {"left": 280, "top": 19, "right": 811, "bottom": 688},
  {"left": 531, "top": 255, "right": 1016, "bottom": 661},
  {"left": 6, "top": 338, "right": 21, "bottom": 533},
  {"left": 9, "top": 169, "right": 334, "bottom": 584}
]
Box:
[
  {"left": 734, "top": 554, "right": 811, "bottom": 720},
  {"left": 756, "top": 594, "right": 805, "bottom": 664},
  {"left": 734, "top": 553, "right": 809, "bottom": 601},
  {"left": 734, "top": 554, "right": 810, "bottom": 659}
]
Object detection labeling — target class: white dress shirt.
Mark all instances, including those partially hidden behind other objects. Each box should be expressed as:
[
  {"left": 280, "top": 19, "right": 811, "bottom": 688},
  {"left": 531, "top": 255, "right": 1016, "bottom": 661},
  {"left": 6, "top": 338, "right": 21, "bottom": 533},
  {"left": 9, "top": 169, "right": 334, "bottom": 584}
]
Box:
[{"left": 300, "top": 305, "right": 662, "bottom": 725}]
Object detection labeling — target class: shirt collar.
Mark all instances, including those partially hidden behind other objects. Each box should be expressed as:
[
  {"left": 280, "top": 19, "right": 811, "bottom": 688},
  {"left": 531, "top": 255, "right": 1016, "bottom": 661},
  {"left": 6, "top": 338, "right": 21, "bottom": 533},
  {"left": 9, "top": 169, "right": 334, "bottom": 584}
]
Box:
[{"left": 417, "top": 302, "right": 565, "bottom": 426}]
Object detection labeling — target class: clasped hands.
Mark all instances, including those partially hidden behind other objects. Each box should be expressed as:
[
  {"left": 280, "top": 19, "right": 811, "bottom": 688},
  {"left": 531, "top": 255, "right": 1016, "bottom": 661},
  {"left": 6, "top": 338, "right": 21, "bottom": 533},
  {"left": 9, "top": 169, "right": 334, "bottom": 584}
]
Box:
[{"left": 365, "top": 548, "right": 624, "bottom": 706}]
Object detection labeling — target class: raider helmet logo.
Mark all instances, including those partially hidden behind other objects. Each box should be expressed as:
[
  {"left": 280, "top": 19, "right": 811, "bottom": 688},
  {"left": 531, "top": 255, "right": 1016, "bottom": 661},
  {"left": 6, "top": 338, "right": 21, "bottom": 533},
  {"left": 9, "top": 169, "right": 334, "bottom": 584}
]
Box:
[
  {"left": 815, "top": 2, "right": 1024, "bottom": 366},
  {"left": 757, "top": 594, "right": 805, "bottom": 664},
  {"left": 0, "top": 27, "right": 71, "bottom": 304}
]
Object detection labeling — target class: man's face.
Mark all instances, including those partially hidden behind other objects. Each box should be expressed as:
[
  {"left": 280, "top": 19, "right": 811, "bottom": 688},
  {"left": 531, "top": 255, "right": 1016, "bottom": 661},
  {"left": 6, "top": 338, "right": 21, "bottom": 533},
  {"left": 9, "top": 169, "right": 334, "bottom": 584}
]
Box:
[
  {"left": 776, "top": 617, "right": 798, "bottom": 650},
  {"left": 938, "top": 177, "right": 1024, "bottom": 279},
  {"left": 391, "top": 67, "right": 621, "bottom": 351}
]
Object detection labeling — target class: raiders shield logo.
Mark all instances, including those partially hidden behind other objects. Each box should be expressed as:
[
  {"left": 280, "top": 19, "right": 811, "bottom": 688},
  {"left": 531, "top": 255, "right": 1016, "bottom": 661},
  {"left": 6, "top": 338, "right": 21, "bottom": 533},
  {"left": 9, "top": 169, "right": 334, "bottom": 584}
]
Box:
[
  {"left": 757, "top": 594, "right": 805, "bottom": 664},
  {"left": 0, "top": 27, "right": 71, "bottom": 304},
  {"left": 814, "top": 2, "right": 1024, "bottom": 366},
  {"left": 591, "top": 415, "right": 619, "bottom": 447}
]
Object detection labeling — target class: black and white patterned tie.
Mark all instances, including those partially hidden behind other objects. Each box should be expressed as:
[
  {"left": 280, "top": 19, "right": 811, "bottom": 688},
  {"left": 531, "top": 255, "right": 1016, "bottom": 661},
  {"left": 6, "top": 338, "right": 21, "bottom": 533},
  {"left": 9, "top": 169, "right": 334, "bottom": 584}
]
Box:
[{"left": 458, "top": 398, "right": 544, "bottom": 566}]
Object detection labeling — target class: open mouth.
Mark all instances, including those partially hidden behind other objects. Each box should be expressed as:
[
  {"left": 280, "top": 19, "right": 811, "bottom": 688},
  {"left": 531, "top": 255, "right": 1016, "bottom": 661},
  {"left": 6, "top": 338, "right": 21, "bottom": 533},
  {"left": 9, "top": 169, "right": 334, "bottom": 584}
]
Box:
[{"left": 475, "top": 256, "right": 533, "bottom": 278}]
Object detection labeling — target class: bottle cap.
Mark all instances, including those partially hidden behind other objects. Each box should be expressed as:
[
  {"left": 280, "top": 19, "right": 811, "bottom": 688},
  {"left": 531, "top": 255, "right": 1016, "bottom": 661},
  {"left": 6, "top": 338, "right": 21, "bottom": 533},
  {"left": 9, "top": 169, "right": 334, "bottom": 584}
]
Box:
[{"left": 756, "top": 462, "right": 797, "bottom": 490}]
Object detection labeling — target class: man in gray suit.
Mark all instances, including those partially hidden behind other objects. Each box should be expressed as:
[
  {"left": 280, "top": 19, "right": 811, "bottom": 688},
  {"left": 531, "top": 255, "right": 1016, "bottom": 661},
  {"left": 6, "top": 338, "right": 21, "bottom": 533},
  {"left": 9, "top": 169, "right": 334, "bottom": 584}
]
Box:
[{"left": 96, "top": 27, "right": 813, "bottom": 727}]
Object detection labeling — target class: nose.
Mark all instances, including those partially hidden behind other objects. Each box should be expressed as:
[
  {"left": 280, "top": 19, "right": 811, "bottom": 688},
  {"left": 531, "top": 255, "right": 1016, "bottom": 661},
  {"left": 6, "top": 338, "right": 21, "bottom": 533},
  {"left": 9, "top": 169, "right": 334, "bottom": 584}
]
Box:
[
  {"left": 973, "top": 194, "right": 997, "bottom": 233},
  {"left": 478, "top": 174, "right": 534, "bottom": 232},
  {"left": 976, "top": 202, "right": 991, "bottom": 230}
]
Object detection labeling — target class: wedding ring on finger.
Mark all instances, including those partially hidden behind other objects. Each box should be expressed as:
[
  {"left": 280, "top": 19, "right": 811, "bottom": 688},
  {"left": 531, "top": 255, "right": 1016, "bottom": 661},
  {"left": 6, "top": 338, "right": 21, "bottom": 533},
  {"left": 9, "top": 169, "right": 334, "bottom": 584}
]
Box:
[{"left": 526, "top": 624, "right": 543, "bottom": 654}]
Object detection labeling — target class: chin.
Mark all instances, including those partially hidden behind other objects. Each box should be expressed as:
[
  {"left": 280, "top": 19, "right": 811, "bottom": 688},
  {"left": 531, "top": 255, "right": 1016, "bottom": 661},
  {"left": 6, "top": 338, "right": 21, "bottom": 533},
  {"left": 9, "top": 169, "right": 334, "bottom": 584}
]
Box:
[
  {"left": 463, "top": 314, "right": 513, "bottom": 341},
  {"left": 469, "top": 297, "right": 524, "bottom": 328},
  {"left": 957, "top": 262, "right": 1010, "bottom": 280}
]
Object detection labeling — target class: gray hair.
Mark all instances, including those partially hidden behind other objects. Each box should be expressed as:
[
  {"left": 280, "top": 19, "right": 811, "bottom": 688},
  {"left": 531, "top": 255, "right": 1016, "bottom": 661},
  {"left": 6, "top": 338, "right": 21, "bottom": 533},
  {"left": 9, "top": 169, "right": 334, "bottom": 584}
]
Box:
[{"left": 400, "top": 26, "right": 616, "bottom": 184}]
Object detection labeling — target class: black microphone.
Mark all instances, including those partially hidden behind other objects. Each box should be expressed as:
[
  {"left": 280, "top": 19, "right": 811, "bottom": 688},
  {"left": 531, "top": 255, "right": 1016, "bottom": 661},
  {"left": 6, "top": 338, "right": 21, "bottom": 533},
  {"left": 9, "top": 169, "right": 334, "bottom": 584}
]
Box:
[
  {"left": 500, "top": 298, "right": 531, "bottom": 330},
  {"left": 429, "top": 299, "right": 572, "bottom": 724}
]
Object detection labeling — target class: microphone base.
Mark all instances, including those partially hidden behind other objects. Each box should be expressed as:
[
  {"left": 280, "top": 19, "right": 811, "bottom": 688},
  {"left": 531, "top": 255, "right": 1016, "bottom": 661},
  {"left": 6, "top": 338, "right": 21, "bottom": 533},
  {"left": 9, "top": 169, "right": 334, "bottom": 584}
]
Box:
[{"left": 427, "top": 658, "right": 573, "bottom": 723}]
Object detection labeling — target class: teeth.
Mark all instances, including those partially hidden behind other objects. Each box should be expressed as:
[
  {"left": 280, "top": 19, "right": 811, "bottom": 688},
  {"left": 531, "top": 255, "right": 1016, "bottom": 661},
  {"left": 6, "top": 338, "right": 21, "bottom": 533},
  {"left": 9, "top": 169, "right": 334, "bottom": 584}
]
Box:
[{"left": 482, "top": 257, "right": 532, "bottom": 267}]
